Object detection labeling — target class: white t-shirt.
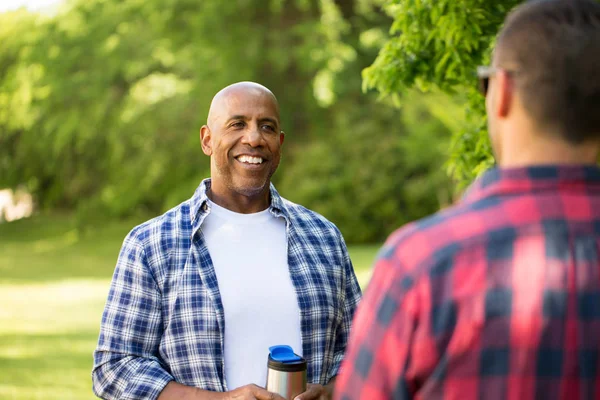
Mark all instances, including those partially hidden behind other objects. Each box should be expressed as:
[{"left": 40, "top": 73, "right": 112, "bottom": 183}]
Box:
[{"left": 202, "top": 200, "right": 303, "bottom": 390}]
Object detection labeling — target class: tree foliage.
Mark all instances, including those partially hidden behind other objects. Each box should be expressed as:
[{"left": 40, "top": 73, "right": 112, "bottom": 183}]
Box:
[
  {"left": 363, "top": 0, "right": 521, "bottom": 185},
  {"left": 0, "top": 0, "right": 460, "bottom": 242}
]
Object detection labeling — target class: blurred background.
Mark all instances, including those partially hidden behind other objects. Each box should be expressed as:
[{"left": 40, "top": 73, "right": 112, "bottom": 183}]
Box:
[{"left": 0, "top": 0, "right": 513, "bottom": 398}]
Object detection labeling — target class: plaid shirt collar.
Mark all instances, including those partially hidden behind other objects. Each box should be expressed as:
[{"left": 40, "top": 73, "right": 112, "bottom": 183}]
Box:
[
  {"left": 190, "top": 178, "right": 288, "bottom": 236},
  {"left": 463, "top": 164, "right": 600, "bottom": 204}
]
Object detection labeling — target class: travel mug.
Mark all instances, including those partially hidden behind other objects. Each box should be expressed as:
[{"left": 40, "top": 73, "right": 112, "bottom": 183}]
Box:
[{"left": 265, "top": 345, "right": 307, "bottom": 400}]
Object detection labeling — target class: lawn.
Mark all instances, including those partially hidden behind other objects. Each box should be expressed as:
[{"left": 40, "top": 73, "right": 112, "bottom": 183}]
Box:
[{"left": 0, "top": 214, "right": 379, "bottom": 400}]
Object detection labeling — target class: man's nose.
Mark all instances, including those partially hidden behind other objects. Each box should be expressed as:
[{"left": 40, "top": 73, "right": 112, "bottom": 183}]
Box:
[{"left": 241, "top": 125, "right": 264, "bottom": 147}]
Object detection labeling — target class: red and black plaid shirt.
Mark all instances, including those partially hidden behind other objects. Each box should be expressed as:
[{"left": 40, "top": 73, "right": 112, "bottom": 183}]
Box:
[{"left": 336, "top": 165, "right": 600, "bottom": 400}]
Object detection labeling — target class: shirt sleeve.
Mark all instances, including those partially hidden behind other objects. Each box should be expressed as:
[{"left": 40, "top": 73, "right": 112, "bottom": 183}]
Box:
[
  {"left": 334, "top": 253, "right": 418, "bottom": 400},
  {"left": 92, "top": 229, "right": 173, "bottom": 400},
  {"left": 326, "top": 235, "right": 363, "bottom": 382}
]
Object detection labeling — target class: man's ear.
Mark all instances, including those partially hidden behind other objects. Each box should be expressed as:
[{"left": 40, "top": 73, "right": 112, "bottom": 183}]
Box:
[
  {"left": 279, "top": 131, "right": 285, "bottom": 146},
  {"left": 495, "top": 70, "right": 514, "bottom": 118},
  {"left": 200, "top": 125, "right": 212, "bottom": 156}
]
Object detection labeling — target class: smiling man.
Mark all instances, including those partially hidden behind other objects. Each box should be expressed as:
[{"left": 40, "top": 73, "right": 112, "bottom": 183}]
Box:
[
  {"left": 202, "top": 83, "right": 284, "bottom": 213},
  {"left": 92, "top": 82, "right": 361, "bottom": 400}
]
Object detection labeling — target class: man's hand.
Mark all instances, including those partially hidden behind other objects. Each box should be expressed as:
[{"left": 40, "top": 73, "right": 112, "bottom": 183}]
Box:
[
  {"left": 158, "top": 382, "right": 285, "bottom": 400},
  {"left": 293, "top": 382, "right": 334, "bottom": 400},
  {"left": 228, "top": 384, "right": 287, "bottom": 400}
]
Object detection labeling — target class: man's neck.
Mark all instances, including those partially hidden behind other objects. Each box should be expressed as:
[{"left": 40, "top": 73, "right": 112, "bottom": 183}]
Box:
[
  {"left": 207, "top": 187, "right": 270, "bottom": 214},
  {"left": 499, "top": 126, "right": 600, "bottom": 168}
]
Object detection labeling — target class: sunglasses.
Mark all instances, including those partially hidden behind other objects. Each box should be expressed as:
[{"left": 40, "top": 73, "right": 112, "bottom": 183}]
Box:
[
  {"left": 477, "top": 66, "right": 498, "bottom": 96},
  {"left": 477, "top": 66, "right": 517, "bottom": 96}
]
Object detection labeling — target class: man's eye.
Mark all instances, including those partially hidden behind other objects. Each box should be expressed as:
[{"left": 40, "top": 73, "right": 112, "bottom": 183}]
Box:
[
  {"left": 262, "top": 125, "right": 275, "bottom": 131},
  {"left": 232, "top": 122, "right": 244, "bottom": 128}
]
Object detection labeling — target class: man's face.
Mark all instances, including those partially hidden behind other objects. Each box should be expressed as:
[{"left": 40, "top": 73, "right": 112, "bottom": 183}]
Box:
[
  {"left": 202, "top": 89, "right": 284, "bottom": 200},
  {"left": 486, "top": 78, "right": 501, "bottom": 161},
  {"left": 486, "top": 59, "right": 503, "bottom": 163}
]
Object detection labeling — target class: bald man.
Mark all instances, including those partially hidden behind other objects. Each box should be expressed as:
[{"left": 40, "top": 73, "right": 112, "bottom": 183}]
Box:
[{"left": 92, "top": 82, "right": 362, "bottom": 400}]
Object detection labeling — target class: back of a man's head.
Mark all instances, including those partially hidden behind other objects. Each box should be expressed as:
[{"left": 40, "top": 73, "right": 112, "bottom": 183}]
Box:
[{"left": 496, "top": 0, "right": 600, "bottom": 143}]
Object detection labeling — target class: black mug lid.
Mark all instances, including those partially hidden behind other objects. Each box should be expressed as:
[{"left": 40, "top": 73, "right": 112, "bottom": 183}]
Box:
[{"left": 268, "top": 354, "right": 307, "bottom": 372}]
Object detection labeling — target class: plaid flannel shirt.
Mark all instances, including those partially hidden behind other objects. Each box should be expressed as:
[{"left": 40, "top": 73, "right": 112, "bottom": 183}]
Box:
[
  {"left": 92, "top": 179, "right": 361, "bottom": 400},
  {"left": 336, "top": 165, "right": 600, "bottom": 400}
]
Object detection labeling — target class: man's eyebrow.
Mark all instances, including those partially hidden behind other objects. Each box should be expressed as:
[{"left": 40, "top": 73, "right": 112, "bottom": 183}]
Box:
[
  {"left": 226, "top": 115, "right": 279, "bottom": 125},
  {"left": 226, "top": 115, "right": 248, "bottom": 123},
  {"left": 259, "top": 117, "right": 279, "bottom": 126}
]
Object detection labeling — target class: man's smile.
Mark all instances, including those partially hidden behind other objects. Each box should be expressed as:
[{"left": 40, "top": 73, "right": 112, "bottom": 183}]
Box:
[{"left": 235, "top": 155, "right": 264, "bottom": 164}]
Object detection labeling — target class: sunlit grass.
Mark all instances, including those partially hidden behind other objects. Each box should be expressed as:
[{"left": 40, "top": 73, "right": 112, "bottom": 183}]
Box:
[
  {"left": 348, "top": 244, "right": 379, "bottom": 287},
  {"left": 0, "top": 280, "right": 108, "bottom": 334},
  {"left": 0, "top": 214, "right": 380, "bottom": 399},
  {"left": 0, "top": 282, "right": 105, "bottom": 399},
  {"left": 0, "top": 214, "right": 143, "bottom": 399},
  {"left": 0, "top": 213, "right": 137, "bottom": 284}
]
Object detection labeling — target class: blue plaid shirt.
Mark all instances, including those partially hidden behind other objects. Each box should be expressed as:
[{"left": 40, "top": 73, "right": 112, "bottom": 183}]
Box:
[{"left": 92, "top": 179, "right": 362, "bottom": 399}]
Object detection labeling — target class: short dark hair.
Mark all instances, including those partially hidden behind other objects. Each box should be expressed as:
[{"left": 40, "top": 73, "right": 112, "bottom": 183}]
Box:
[{"left": 496, "top": 0, "right": 600, "bottom": 143}]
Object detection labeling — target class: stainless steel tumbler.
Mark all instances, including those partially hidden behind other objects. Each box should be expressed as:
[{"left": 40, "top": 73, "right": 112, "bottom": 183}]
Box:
[{"left": 265, "top": 345, "right": 307, "bottom": 400}]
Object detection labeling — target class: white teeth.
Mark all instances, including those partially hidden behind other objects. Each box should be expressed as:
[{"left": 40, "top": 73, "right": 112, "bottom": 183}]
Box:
[{"left": 238, "top": 155, "right": 263, "bottom": 164}]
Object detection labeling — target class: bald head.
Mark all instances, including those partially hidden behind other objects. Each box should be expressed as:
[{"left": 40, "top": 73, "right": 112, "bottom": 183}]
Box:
[
  {"left": 207, "top": 82, "right": 280, "bottom": 128},
  {"left": 200, "top": 81, "right": 285, "bottom": 212}
]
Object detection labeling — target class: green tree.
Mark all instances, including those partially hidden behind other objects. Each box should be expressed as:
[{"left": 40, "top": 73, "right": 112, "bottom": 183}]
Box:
[
  {"left": 363, "top": 0, "right": 521, "bottom": 187},
  {"left": 1, "top": 0, "right": 462, "bottom": 242},
  {"left": 278, "top": 90, "right": 459, "bottom": 243}
]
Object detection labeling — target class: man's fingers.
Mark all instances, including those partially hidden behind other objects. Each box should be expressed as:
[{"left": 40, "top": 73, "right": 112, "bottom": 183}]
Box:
[
  {"left": 293, "top": 384, "right": 322, "bottom": 400},
  {"left": 252, "top": 385, "right": 285, "bottom": 400}
]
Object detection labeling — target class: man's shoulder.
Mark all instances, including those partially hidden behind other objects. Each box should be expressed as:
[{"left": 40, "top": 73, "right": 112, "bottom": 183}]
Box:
[
  {"left": 379, "top": 200, "right": 499, "bottom": 273},
  {"left": 126, "top": 200, "right": 193, "bottom": 246},
  {"left": 280, "top": 197, "right": 342, "bottom": 236}
]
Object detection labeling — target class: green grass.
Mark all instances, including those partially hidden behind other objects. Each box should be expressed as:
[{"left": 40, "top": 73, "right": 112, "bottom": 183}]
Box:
[
  {"left": 0, "top": 214, "right": 379, "bottom": 399},
  {"left": 0, "top": 213, "right": 139, "bottom": 283}
]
